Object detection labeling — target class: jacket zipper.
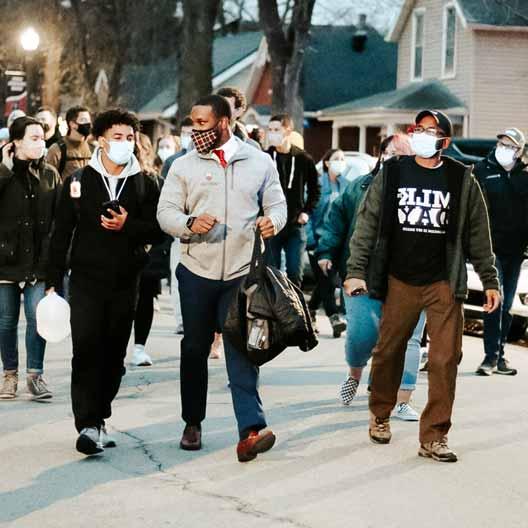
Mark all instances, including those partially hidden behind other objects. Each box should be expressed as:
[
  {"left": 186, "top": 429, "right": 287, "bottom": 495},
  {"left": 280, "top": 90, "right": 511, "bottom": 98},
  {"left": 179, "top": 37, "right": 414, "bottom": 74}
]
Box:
[{"left": 220, "top": 164, "right": 230, "bottom": 280}]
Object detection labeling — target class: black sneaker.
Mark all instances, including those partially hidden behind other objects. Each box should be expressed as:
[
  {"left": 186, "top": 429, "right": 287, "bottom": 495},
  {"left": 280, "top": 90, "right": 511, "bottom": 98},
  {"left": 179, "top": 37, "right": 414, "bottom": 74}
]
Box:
[
  {"left": 309, "top": 310, "right": 319, "bottom": 334},
  {"left": 476, "top": 358, "right": 496, "bottom": 376},
  {"left": 329, "top": 313, "right": 347, "bottom": 338},
  {"left": 495, "top": 358, "right": 517, "bottom": 376}
]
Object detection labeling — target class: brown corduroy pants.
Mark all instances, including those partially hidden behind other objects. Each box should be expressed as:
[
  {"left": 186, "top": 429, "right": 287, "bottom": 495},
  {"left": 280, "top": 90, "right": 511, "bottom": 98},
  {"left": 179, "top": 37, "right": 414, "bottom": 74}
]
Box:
[{"left": 369, "top": 276, "right": 463, "bottom": 443}]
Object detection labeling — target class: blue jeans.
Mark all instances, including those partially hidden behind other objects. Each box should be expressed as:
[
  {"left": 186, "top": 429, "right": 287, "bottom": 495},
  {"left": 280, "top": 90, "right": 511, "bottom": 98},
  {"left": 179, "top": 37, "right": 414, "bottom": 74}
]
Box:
[
  {"left": 344, "top": 293, "right": 425, "bottom": 390},
  {"left": 0, "top": 282, "right": 47, "bottom": 374},
  {"left": 483, "top": 254, "right": 524, "bottom": 362},
  {"left": 177, "top": 264, "right": 266, "bottom": 439},
  {"left": 268, "top": 223, "right": 306, "bottom": 287}
]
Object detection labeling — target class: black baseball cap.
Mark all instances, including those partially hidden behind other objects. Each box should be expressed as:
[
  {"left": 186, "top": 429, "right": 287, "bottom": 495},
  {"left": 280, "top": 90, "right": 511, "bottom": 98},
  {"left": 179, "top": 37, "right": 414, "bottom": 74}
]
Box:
[{"left": 415, "top": 110, "right": 453, "bottom": 137}]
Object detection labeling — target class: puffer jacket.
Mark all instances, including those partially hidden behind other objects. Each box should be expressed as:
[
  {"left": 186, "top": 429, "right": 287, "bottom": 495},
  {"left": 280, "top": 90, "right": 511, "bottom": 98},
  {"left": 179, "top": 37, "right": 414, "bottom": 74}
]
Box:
[
  {"left": 0, "top": 158, "right": 61, "bottom": 282},
  {"left": 157, "top": 137, "right": 287, "bottom": 281}
]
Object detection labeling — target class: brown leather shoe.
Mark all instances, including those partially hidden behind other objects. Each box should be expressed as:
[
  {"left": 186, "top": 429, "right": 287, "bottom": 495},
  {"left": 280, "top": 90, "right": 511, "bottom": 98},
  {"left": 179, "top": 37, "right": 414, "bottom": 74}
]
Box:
[
  {"left": 237, "top": 430, "right": 276, "bottom": 462},
  {"left": 180, "top": 425, "right": 202, "bottom": 451}
]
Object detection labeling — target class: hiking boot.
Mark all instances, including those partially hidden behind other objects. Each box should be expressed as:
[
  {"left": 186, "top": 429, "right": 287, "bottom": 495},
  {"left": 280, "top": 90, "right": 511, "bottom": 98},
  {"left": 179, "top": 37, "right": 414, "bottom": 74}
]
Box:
[
  {"left": 76, "top": 427, "right": 104, "bottom": 456},
  {"left": 395, "top": 402, "right": 419, "bottom": 421},
  {"left": 26, "top": 374, "right": 52, "bottom": 400},
  {"left": 131, "top": 345, "right": 152, "bottom": 367},
  {"left": 0, "top": 370, "right": 18, "bottom": 400},
  {"left": 369, "top": 415, "right": 392, "bottom": 444},
  {"left": 476, "top": 358, "right": 496, "bottom": 376},
  {"left": 340, "top": 376, "right": 359, "bottom": 406},
  {"left": 495, "top": 358, "right": 517, "bottom": 376},
  {"left": 329, "top": 313, "right": 346, "bottom": 338},
  {"left": 309, "top": 310, "right": 319, "bottom": 334},
  {"left": 419, "top": 437, "right": 458, "bottom": 463},
  {"left": 100, "top": 425, "right": 117, "bottom": 448}
]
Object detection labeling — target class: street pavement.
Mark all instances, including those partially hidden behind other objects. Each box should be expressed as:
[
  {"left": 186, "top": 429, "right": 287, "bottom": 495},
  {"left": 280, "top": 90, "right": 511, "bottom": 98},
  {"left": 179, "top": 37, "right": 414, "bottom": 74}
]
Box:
[{"left": 2, "top": 294, "right": 528, "bottom": 528}]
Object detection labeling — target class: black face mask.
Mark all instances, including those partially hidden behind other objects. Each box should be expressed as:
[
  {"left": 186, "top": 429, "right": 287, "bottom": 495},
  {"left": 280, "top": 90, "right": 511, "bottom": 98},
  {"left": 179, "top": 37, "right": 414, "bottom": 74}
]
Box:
[{"left": 76, "top": 123, "right": 91, "bottom": 137}]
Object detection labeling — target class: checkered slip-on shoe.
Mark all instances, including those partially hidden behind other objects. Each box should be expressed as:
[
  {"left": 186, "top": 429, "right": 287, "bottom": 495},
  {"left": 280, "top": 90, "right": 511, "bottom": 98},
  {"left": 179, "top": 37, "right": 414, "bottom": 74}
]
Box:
[{"left": 340, "top": 376, "right": 359, "bottom": 406}]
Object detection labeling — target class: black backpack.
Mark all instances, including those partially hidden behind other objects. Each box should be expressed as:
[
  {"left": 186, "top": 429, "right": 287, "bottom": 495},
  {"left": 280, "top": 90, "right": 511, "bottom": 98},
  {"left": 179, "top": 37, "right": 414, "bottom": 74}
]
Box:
[{"left": 57, "top": 138, "right": 92, "bottom": 177}]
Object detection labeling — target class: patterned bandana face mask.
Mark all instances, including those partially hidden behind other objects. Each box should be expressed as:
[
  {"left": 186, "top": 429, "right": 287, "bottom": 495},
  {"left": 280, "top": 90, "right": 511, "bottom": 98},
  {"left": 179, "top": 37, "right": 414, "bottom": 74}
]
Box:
[{"left": 191, "top": 125, "right": 219, "bottom": 155}]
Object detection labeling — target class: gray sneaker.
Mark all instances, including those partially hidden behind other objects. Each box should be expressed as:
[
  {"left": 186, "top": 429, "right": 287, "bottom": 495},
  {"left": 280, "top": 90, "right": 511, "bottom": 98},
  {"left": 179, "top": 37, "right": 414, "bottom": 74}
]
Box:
[
  {"left": 0, "top": 370, "right": 18, "bottom": 400},
  {"left": 76, "top": 427, "right": 104, "bottom": 456},
  {"left": 100, "top": 426, "right": 117, "bottom": 448},
  {"left": 26, "top": 375, "right": 53, "bottom": 400}
]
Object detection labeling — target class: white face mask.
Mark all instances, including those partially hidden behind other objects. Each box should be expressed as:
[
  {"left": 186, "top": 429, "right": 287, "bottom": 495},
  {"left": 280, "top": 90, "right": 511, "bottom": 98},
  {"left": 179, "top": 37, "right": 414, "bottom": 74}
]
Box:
[
  {"left": 20, "top": 138, "right": 46, "bottom": 160},
  {"left": 268, "top": 132, "right": 284, "bottom": 148},
  {"left": 157, "top": 147, "right": 175, "bottom": 162},
  {"left": 495, "top": 146, "right": 517, "bottom": 168},
  {"left": 411, "top": 133, "right": 442, "bottom": 159},
  {"left": 180, "top": 135, "right": 192, "bottom": 151},
  {"left": 106, "top": 140, "right": 135, "bottom": 165},
  {"left": 329, "top": 160, "right": 347, "bottom": 175}
]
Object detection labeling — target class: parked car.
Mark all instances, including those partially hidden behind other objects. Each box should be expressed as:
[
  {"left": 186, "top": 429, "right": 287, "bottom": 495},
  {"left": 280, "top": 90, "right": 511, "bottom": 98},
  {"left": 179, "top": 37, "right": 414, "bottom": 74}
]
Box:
[
  {"left": 444, "top": 138, "right": 496, "bottom": 165},
  {"left": 465, "top": 261, "right": 528, "bottom": 341},
  {"left": 316, "top": 151, "right": 377, "bottom": 180}
]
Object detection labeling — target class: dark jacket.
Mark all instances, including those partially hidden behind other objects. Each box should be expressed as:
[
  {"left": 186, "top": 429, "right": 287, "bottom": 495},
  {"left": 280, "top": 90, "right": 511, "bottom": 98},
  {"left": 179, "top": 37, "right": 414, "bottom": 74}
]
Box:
[
  {"left": 266, "top": 145, "right": 321, "bottom": 225},
  {"left": 47, "top": 164, "right": 163, "bottom": 292},
  {"left": 316, "top": 172, "right": 374, "bottom": 279},
  {"left": 474, "top": 150, "right": 528, "bottom": 257},
  {"left": 346, "top": 156, "right": 499, "bottom": 300},
  {"left": 0, "top": 159, "right": 61, "bottom": 282}
]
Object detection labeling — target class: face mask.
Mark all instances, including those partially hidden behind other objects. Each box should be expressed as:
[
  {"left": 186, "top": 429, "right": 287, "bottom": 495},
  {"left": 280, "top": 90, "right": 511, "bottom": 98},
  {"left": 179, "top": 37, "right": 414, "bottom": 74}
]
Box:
[
  {"left": 157, "top": 147, "right": 175, "bottom": 162},
  {"left": 106, "top": 140, "right": 135, "bottom": 165},
  {"left": 329, "top": 160, "right": 347, "bottom": 175},
  {"left": 268, "top": 132, "right": 284, "bottom": 148},
  {"left": 495, "top": 146, "right": 517, "bottom": 168},
  {"left": 180, "top": 134, "right": 192, "bottom": 151},
  {"left": 20, "top": 139, "right": 46, "bottom": 160},
  {"left": 411, "top": 133, "right": 443, "bottom": 159},
  {"left": 76, "top": 123, "right": 91, "bottom": 137},
  {"left": 191, "top": 125, "right": 220, "bottom": 155}
]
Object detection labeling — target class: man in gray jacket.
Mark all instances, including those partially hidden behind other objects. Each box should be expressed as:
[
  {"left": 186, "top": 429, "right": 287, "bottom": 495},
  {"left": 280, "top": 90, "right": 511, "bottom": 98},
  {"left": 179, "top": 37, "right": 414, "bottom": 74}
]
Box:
[{"left": 157, "top": 94, "right": 287, "bottom": 462}]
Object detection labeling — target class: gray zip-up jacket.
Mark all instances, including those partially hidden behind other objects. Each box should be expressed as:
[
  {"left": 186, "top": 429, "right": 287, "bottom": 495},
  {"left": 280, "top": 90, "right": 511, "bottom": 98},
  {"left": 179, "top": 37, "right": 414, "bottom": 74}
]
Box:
[{"left": 157, "top": 137, "right": 287, "bottom": 281}]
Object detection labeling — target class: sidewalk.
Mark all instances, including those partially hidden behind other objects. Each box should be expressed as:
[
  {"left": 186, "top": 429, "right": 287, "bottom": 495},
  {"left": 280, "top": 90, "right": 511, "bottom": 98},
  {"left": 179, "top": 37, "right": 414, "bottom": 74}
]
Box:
[{"left": 1, "top": 295, "right": 528, "bottom": 528}]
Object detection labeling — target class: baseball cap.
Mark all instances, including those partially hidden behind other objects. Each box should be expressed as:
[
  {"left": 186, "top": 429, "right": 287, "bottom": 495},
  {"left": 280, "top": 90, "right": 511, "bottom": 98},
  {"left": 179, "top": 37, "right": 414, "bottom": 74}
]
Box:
[
  {"left": 415, "top": 110, "right": 453, "bottom": 137},
  {"left": 497, "top": 127, "right": 525, "bottom": 150}
]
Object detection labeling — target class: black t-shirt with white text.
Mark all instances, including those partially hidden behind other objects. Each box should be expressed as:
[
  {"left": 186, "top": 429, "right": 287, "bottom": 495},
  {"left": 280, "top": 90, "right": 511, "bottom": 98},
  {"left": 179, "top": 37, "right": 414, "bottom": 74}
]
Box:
[{"left": 390, "top": 157, "right": 450, "bottom": 285}]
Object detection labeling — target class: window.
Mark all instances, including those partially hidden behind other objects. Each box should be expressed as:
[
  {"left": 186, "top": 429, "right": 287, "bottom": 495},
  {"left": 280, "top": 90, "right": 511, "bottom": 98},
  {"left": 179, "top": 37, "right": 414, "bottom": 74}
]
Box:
[
  {"left": 443, "top": 5, "right": 457, "bottom": 77},
  {"left": 411, "top": 9, "right": 425, "bottom": 81}
]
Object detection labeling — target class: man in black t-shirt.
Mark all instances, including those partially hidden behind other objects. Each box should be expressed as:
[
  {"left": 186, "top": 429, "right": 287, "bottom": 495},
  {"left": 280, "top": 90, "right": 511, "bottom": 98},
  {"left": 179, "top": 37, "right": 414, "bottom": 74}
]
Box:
[
  {"left": 345, "top": 110, "right": 501, "bottom": 463},
  {"left": 266, "top": 114, "right": 320, "bottom": 287}
]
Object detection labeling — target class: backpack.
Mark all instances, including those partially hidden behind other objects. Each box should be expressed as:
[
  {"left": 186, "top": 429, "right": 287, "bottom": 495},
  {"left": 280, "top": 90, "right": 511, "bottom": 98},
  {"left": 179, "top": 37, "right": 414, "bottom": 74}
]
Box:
[{"left": 57, "top": 138, "right": 93, "bottom": 177}]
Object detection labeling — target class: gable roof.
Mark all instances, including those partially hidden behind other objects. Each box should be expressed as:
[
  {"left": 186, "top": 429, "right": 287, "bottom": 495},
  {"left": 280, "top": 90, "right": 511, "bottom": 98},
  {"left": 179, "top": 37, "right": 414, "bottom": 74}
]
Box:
[
  {"left": 302, "top": 25, "right": 397, "bottom": 112},
  {"left": 320, "top": 80, "right": 466, "bottom": 117},
  {"left": 388, "top": 0, "right": 528, "bottom": 42},
  {"left": 120, "top": 31, "right": 262, "bottom": 116}
]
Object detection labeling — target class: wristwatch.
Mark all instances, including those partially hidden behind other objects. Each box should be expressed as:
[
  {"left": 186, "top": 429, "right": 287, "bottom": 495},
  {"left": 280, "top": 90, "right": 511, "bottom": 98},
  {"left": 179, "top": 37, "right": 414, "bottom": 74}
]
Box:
[{"left": 186, "top": 216, "right": 196, "bottom": 230}]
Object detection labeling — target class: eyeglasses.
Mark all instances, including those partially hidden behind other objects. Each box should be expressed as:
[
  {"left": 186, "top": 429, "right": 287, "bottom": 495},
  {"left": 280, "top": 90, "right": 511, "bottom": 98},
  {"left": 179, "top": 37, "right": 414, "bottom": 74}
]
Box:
[
  {"left": 498, "top": 140, "right": 519, "bottom": 152},
  {"left": 413, "top": 126, "right": 444, "bottom": 137}
]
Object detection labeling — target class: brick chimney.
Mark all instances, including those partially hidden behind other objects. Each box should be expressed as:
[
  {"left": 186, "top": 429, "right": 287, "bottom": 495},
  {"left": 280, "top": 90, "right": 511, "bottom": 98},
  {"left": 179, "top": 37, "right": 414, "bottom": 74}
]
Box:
[{"left": 352, "top": 13, "right": 368, "bottom": 52}]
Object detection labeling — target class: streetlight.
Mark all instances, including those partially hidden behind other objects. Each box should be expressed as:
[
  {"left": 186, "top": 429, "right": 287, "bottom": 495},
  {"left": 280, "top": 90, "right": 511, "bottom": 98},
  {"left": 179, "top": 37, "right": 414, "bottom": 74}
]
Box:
[
  {"left": 19, "top": 27, "right": 41, "bottom": 113},
  {"left": 20, "top": 27, "right": 40, "bottom": 52}
]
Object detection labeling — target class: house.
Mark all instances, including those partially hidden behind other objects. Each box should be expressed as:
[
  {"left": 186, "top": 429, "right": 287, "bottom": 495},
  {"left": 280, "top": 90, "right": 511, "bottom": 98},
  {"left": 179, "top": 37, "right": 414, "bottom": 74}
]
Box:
[
  {"left": 319, "top": 0, "right": 528, "bottom": 154},
  {"left": 245, "top": 21, "right": 398, "bottom": 160},
  {"left": 119, "top": 31, "right": 263, "bottom": 138}
]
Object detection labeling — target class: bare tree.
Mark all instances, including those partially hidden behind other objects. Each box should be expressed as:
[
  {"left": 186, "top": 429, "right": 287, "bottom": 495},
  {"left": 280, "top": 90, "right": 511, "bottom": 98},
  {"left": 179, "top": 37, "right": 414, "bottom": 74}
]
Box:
[
  {"left": 177, "top": 0, "right": 221, "bottom": 120},
  {"left": 258, "top": 0, "right": 316, "bottom": 129}
]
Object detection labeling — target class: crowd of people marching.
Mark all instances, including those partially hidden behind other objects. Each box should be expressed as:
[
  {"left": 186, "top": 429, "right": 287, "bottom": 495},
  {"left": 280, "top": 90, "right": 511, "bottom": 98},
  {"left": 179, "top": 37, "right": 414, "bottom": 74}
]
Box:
[{"left": 0, "top": 85, "right": 526, "bottom": 464}]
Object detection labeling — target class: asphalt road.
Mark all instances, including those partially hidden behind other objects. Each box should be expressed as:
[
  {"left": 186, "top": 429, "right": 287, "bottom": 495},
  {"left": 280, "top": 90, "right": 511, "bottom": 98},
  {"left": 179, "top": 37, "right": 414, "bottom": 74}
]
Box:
[{"left": 1, "top": 295, "right": 528, "bottom": 528}]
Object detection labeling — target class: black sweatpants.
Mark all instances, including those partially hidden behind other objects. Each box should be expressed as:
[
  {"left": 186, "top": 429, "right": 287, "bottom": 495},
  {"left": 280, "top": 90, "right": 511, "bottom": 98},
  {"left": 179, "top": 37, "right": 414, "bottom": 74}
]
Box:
[{"left": 70, "top": 278, "right": 138, "bottom": 432}]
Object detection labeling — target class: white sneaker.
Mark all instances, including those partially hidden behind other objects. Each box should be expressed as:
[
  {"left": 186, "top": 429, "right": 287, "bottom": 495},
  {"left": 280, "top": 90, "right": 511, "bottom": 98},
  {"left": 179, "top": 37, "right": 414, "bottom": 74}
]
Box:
[
  {"left": 76, "top": 427, "right": 104, "bottom": 456},
  {"left": 395, "top": 402, "right": 419, "bottom": 421},
  {"left": 100, "top": 425, "right": 117, "bottom": 448},
  {"left": 131, "top": 345, "right": 152, "bottom": 367}
]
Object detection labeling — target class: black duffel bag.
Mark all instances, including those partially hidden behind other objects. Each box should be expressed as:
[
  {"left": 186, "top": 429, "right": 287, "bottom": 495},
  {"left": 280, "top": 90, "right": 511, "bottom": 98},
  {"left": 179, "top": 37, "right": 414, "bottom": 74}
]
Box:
[{"left": 224, "top": 230, "right": 318, "bottom": 366}]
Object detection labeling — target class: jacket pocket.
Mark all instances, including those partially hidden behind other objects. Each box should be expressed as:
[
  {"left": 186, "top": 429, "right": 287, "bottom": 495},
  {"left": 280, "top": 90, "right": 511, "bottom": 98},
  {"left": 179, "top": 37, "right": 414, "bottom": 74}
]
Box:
[{"left": 0, "top": 230, "right": 19, "bottom": 266}]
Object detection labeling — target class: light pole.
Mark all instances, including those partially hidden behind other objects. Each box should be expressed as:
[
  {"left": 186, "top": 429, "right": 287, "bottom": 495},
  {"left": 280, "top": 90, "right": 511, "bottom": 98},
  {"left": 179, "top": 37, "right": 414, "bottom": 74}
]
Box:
[{"left": 20, "top": 27, "right": 41, "bottom": 113}]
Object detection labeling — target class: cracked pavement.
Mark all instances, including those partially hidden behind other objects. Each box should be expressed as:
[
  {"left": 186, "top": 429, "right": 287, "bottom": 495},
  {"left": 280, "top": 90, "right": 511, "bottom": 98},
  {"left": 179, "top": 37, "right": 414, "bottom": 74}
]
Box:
[{"left": 2, "top": 294, "right": 528, "bottom": 528}]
